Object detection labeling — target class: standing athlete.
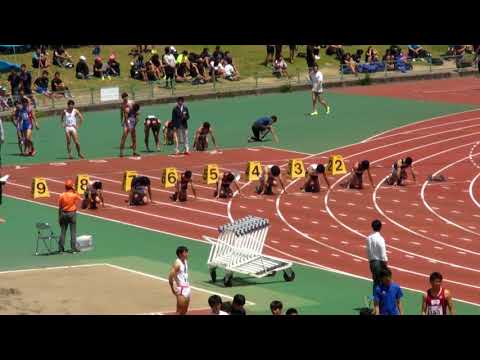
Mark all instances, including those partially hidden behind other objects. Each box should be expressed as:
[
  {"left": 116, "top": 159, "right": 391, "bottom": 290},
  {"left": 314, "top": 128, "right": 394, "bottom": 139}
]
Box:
[
  {"left": 144, "top": 115, "right": 162, "bottom": 152},
  {"left": 60, "top": 100, "right": 85, "bottom": 159},
  {"left": 18, "top": 97, "right": 39, "bottom": 156},
  {"left": 168, "top": 246, "right": 191, "bottom": 315},
  {"left": 309, "top": 63, "right": 331, "bottom": 117},
  {"left": 119, "top": 102, "right": 140, "bottom": 157},
  {"left": 421, "top": 272, "right": 455, "bottom": 315}
]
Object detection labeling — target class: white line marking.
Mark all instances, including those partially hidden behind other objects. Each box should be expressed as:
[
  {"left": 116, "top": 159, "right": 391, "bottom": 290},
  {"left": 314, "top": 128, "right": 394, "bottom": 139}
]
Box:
[
  {"left": 426, "top": 218, "right": 434, "bottom": 222},
  {"left": 392, "top": 237, "right": 400, "bottom": 241},
  {"left": 457, "top": 200, "right": 465, "bottom": 203},
  {"left": 282, "top": 228, "right": 290, "bottom": 232},
  {"left": 347, "top": 203, "right": 356, "bottom": 206},
  {"left": 329, "top": 225, "right": 338, "bottom": 229},
  {"left": 353, "top": 259, "right": 362, "bottom": 262},
  {"left": 321, "top": 236, "right": 329, "bottom": 240},
  {"left": 405, "top": 214, "right": 414, "bottom": 218},
  {"left": 341, "top": 241, "right": 349, "bottom": 245},
  {"left": 285, "top": 202, "right": 292, "bottom": 206},
  {"left": 385, "top": 210, "right": 394, "bottom": 214},
  {"left": 410, "top": 242, "right": 421, "bottom": 246},
  {"left": 434, "top": 246, "right": 444, "bottom": 250},
  {"left": 458, "top": 251, "right": 467, "bottom": 255},
  {"left": 418, "top": 230, "right": 428, "bottom": 234},
  {"left": 405, "top": 255, "right": 415, "bottom": 259},
  {"left": 331, "top": 254, "right": 340, "bottom": 257},
  {"left": 468, "top": 226, "right": 477, "bottom": 230},
  {"left": 392, "top": 199, "right": 400, "bottom": 203},
  {"left": 357, "top": 217, "right": 367, "bottom": 221},
  {"left": 239, "top": 205, "right": 246, "bottom": 209},
  {"left": 338, "top": 213, "right": 348, "bottom": 217},
  {"left": 302, "top": 206, "right": 311, "bottom": 209},
  {"left": 290, "top": 244, "right": 299, "bottom": 249},
  {"left": 271, "top": 240, "right": 279, "bottom": 244},
  {"left": 311, "top": 220, "right": 319, "bottom": 224}
]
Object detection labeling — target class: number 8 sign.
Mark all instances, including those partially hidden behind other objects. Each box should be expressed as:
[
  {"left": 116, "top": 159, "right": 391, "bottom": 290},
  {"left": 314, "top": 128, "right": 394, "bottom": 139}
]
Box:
[{"left": 75, "top": 174, "right": 90, "bottom": 195}]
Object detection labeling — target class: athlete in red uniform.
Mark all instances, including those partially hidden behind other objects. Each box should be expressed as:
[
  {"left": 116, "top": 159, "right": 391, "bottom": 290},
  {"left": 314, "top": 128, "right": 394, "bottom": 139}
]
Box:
[
  {"left": 386, "top": 157, "right": 416, "bottom": 186},
  {"left": 193, "top": 122, "right": 218, "bottom": 152},
  {"left": 144, "top": 115, "right": 162, "bottom": 152},
  {"left": 341, "top": 160, "right": 374, "bottom": 189},
  {"left": 170, "top": 170, "right": 197, "bottom": 202},
  {"left": 301, "top": 164, "right": 330, "bottom": 193},
  {"left": 163, "top": 120, "right": 175, "bottom": 145},
  {"left": 214, "top": 172, "right": 241, "bottom": 199},
  {"left": 421, "top": 272, "right": 455, "bottom": 315}
]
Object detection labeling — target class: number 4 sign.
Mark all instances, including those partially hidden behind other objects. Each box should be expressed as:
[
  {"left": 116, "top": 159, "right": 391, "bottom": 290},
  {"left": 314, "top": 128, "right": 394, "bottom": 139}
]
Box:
[{"left": 326, "top": 155, "right": 347, "bottom": 176}]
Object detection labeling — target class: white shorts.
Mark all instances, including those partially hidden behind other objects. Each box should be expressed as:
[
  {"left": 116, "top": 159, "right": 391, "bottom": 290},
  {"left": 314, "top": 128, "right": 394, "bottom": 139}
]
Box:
[
  {"left": 65, "top": 126, "right": 77, "bottom": 135},
  {"left": 176, "top": 285, "right": 191, "bottom": 300},
  {"left": 312, "top": 88, "right": 323, "bottom": 94}
]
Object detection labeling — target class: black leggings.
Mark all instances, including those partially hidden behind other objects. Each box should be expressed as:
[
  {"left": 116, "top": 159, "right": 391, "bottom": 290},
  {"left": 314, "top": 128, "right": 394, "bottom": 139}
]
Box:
[{"left": 251, "top": 126, "right": 262, "bottom": 141}]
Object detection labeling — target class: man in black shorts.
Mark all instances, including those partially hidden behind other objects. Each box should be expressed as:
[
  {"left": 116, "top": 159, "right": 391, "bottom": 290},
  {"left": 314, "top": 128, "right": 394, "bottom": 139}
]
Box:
[
  {"left": 129, "top": 175, "right": 153, "bottom": 205},
  {"left": 264, "top": 45, "right": 275, "bottom": 66},
  {"left": 256, "top": 165, "right": 286, "bottom": 195}
]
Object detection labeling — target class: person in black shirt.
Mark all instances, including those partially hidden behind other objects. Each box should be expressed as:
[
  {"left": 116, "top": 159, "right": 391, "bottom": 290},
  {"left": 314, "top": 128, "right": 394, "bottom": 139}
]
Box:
[
  {"left": 275, "top": 45, "right": 283, "bottom": 59},
  {"left": 76, "top": 56, "right": 90, "bottom": 79},
  {"left": 306, "top": 45, "right": 316, "bottom": 70},
  {"left": 53, "top": 46, "right": 73, "bottom": 68},
  {"left": 129, "top": 176, "right": 153, "bottom": 205},
  {"left": 8, "top": 69, "right": 21, "bottom": 99},
  {"left": 264, "top": 45, "right": 275, "bottom": 66},
  {"left": 171, "top": 97, "right": 191, "bottom": 155},
  {"left": 170, "top": 170, "right": 196, "bottom": 202},
  {"left": 212, "top": 46, "right": 224, "bottom": 61},
  {"left": 18, "top": 64, "right": 35, "bottom": 106},
  {"left": 93, "top": 57, "right": 105, "bottom": 78},
  {"left": 106, "top": 55, "right": 120, "bottom": 77},
  {"left": 230, "top": 294, "right": 246, "bottom": 315},
  {"left": 51, "top": 72, "right": 72, "bottom": 98},
  {"left": 34, "top": 70, "right": 53, "bottom": 99}
]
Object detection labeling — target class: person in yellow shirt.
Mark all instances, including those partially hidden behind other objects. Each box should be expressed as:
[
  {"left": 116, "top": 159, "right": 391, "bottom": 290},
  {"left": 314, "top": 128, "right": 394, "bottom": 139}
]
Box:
[{"left": 58, "top": 179, "right": 82, "bottom": 253}]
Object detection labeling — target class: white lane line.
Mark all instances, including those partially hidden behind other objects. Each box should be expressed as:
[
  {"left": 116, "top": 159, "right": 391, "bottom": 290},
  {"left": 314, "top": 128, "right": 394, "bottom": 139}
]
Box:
[
  {"left": 284, "top": 202, "right": 292, "bottom": 206},
  {"left": 385, "top": 210, "right": 394, "bottom": 214},
  {"left": 357, "top": 217, "right": 367, "bottom": 221},
  {"left": 353, "top": 258, "right": 362, "bottom": 263},
  {"left": 437, "top": 196, "right": 446, "bottom": 200},
  {"left": 432, "top": 207, "right": 440, "bottom": 210},
  {"left": 330, "top": 198, "right": 337, "bottom": 202},
  {"left": 468, "top": 226, "right": 477, "bottom": 230},
  {"left": 282, "top": 228, "right": 290, "bottom": 232},
  {"left": 473, "top": 214, "right": 480, "bottom": 218},
  {"left": 405, "top": 214, "right": 414, "bottom": 218},
  {"left": 290, "top": 244, "right": 299, "bottom": 249},
  {"left": 460, "top": 238, "right": 472, "bottom": 242},
  {"left": 440, "top": 234, "right": 449, "bottom": 238},
  {"left": 312, "top": 196, "right": 319, "bottom": 199},
  {"left": 410, "top": 242, "right": 421, "bottom": 246},
  {"left": 308, "top": 249, "right": 319, "bottom": 253},
  {"left": 320, "top": 209, "right": 328, "bottom": 214},
  {"left": 450, "top": 210, "right": 462, "bottom": 214},
  {"left": 434, "top": 246, "right": 444, "bottom": 250},
  {"left": 411, "top": 203, "right": 420, "bottom": 207},
  {"left": 405, "top": 255, "right": 415, "bottom": 259},
  {"left": 458, "top": 251, "right": 467, "bottom": 255},
  {"left": 271, "top": 240, "right": 279, "bottom": 244},
  {"left": 347, "top": 203, "right": 356, "bottom": 206},
  {"left": 257, "top": 209, "right": 264, "bottom": 213},
  {"left": 341, "top": 241, "right": 349, "bottom": 245},
  {"left": 469, "top": 172, "right": 480, "bottom": 209},
  {"left": 392, "top": 237, "right": 400, "bottom": 241},
  {"left": 418, "top": 229, "right": 428, "bottom": 234},
  {"left": 311, "top": 220, "right": 319, "bottom": 224},
  {"left": 292, "top": 217, "right": 301, "bottom": 221},
  {"left": 331, "top": 254, "right": 340, "bottom": 257}
]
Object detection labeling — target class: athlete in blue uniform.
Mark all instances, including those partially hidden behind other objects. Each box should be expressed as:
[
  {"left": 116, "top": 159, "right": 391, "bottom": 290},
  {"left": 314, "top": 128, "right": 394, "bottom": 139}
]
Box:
[
  {"left": 17, "top": 97, "right": 39, "bottom": 156},
  {"left": 249, "top": 115, "right": 279, "bottom": 143}
]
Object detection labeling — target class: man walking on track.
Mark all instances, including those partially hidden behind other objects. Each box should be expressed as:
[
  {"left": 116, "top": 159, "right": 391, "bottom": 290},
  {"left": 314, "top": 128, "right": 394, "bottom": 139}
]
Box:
[
  {"left": 249, "top": 115, "right": 279, "bottom": 143},
  {"left": 171, "top": 97, "right": 191, "bottom": 155},
  {"left": 366, "top": 219, "right": 388, "bottom": 290},
  {"left": 309, "top": 63, "right": 330, "bottom": 117},
  {"left": 169, "top": 246, "right": 191, "bottom": 315},
  {"left": 421, "top": 272, "right": 455, "bottom": 315},
  {"left": 58, "top": 179, "right": 82, "bottom": 254},
  {"left": 61, "top": 100, "right": 85, "bottom": 159}
]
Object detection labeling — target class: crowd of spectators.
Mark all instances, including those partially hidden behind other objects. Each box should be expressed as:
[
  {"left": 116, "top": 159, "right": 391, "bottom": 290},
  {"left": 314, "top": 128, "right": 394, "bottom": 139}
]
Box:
[{"left": 207, "top": 293, "right": 298, "bottom": 315}]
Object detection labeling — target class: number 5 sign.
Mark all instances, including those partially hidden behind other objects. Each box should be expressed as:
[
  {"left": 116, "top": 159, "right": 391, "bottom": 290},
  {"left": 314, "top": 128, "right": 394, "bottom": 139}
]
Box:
[
  {"left": 326, "top": 155, "right": 347, "bottom": 176},
  {"left": 203, "top": 164, "right": 219, "bottom": 185},
  {"left": 32, "top": 177, "right": 50, "bottom": 199},
  {"left": 161, "top": 167, "right": 178, "bottom": 188}
]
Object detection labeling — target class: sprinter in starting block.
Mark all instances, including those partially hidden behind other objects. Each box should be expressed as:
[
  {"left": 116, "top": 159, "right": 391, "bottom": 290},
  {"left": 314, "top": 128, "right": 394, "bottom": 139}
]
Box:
[
  {"left": 301, "top": 164, "right": 330, "bottom": 193},
  {"left": 82, "top": 180, "right": 104, "bottom": 209},
  {"left": 193, "top": 122, "right": 218, "bottom": 152},
  {"left": 256, "top": 165, "right": 286, "bottom": 195},
  {"left": 170, "top": 170, "right": 197, "bottom": 202},
  {"left": 129, "top": 175, "right": 153, "bottom": 205},
  {"left": 385, "top": 157, "right": 416, "bottom": 186},
  {"left": 214, "top": 171, "right": 241, "bottom": 199},
  {"left": 340, "top": 160, "right": 374, "bottom": 189}
]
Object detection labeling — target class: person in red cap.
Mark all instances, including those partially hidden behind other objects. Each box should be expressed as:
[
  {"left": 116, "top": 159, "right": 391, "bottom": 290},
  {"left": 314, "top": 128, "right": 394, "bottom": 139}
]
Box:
[
  {"left": 106, "top": 54, "right": 120, "bottom": 77},
  {"left": 58, "top": 179, "right": 82, "bottom": 253},
  {"left": 93, "top": 56, "right": 105, "bottom": 79}
]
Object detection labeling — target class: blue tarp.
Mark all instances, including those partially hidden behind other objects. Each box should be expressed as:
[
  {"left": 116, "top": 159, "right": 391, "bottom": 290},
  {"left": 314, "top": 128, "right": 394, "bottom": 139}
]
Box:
[
  {"left": 0, "top": 60, "right": 21, "bottom": 73},
  {"left": 0, "top": 45, "right": 31, "bottom": 54}
]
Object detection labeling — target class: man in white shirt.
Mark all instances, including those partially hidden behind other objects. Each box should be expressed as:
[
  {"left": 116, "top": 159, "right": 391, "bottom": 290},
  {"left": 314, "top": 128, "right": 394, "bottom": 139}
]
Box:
[
  {"left": 366, "top": 219, "right": 388, "bottom": 289},
  {"left": 208, "top": 295, "right": 229, "bottom": 315},
  {"left": 224, "top": 59, "right": 239, "bottom": 81},
  {"left": 163, "top": 46, "right": 177, "bottom": 89},
  {"left": 309, "top": 63, "right": 331, "bottom": 117}
]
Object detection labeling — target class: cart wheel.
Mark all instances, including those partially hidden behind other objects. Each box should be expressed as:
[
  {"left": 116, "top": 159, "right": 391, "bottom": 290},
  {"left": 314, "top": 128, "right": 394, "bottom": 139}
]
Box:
[
  {"left": 224, "top": 274, "right": 233, "bottom": 287},
  {"left": 283, "top": 269, "right": 295, "bottom": 282},
  {"left": 210, "top": 268, "right": 217, "bottom": 283},
  {"left": 267, "top": 271, "right": 276, "bottom": 277}
]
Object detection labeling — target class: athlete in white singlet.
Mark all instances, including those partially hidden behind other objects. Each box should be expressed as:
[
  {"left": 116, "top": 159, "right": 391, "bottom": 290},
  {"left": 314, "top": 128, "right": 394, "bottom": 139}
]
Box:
[
  {"left": 309, "top": 63, "right": 330, "bottom": 116},
  {"left": 168, "top": 246, "right": 191, "bottom": 315},
  {"left": 119, "top": 98, "right": 140, "bottom": 157},
  {"left": 61, "top": 99, "right": 85, "bottom": 159}
]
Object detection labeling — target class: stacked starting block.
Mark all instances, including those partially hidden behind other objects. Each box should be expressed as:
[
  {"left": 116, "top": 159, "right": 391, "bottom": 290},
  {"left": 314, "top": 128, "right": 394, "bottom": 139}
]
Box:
[{"left": 205, "top": 216, "right": 295, "bottom": 287}]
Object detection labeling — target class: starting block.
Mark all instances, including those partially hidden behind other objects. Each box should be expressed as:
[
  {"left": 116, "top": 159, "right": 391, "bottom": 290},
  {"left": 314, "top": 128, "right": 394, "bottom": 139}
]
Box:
[
  {"left": 203, "top": 164, "right": 220, "bottom": 185},
  {"left": 245, "top": 161, "right": 262, "bottom": 181},
  {"left": 326, "top": 155, "right": 347, "bottom": 176},
  {"left": 75, "top": 174, "right": 90, "bottom": 195},
  {"left": 161, "top": 167, "right": 178, "bottom": 188},
  {"left": 32, "top": 177, "right": 50, "bottom": 199},
  {"left": 287, "top": 159, "right": 306, "bottom": 179},
  {"left": 122, "top": 170, "right": 137, "bottom": 192}
]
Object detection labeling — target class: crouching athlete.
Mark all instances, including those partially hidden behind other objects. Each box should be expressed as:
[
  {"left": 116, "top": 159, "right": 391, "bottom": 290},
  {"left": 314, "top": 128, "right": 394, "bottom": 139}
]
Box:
[
  {"left": 170, "top": 170, "right": 197, "bottom": 202},
  {"left": 256, "top": 165, "right": 286, "bottom": 195},
  {"left": 214, "top": 171, "right": 241, "bottom": 199},
  {"left": 385, "top": 157, "right": 416, "bottom": 186},
  {"left": 301, "top": 164, "right": 330, "bottom": 193},
  {"left": 341, "top": 160, "right": 374, "bottom": 189},
  {"left": 129, "top": 175, "right": 153, "bottom": 205},
  {"left": 81, "top": 180, "right": 104, "bottom": 209}
]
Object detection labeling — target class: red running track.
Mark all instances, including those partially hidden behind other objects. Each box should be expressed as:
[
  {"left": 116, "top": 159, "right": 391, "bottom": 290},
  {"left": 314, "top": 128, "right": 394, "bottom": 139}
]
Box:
[{"left": 4, "top": 111, "right": 480, "bottom": 307}]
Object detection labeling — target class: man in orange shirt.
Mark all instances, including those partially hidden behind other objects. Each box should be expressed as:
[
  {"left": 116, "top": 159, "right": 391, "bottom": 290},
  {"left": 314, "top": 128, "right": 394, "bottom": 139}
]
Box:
[{"left": 58, "top": 179, "right": 82, "bottom": 253}]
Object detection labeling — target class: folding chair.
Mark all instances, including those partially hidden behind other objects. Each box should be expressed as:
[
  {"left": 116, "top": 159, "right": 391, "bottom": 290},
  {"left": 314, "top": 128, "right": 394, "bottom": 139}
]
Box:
[{"left": 35, "top": 222, "right": 58, "bottom": 256}]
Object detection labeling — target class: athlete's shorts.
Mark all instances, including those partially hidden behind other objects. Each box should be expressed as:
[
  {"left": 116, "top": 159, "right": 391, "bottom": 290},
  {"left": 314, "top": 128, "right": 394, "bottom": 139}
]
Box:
[
  {"left": 348, "top": 173, "right": 363, "bottom": 189},
  {"left": 21, "top": 121, "right": 32, "bottom": 132},
  {"left": 131, "top": 186, "right": 147, "bottom": 205},
  {"left": 214, "top": 185, "right": 233, "bottom": 198},
  {"left": 65, "top": 126, "right": 77, "bottom": 135},
  {"left": 170, "top": 189, "right": 187, "bottom": 202},
  {"left": 386, "top": 168, "right": 407, "bottom": 185},
  {"left": 195, "top": 136, "right": 208, "bottom": 151},
  {"left": 304, "top": 177, "right": 320, "bottom": 193},
  {"left": 125, "top": 118, "right": 137, "bottom": 130},
  {"left": 176, "top": 285, "right": 191, "bottom": 300},
  {"left": 145, "top": 118, "right": 161, "bottom": 131}
]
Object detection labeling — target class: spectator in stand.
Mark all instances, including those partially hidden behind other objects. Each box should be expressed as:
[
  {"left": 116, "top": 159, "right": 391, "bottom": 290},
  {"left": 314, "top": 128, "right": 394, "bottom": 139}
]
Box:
[
  {"left": 53, "top": 46, "right": 73, "bottom": 68},
  {"left": 0, "top": 86, "right": 11, "bottom": 111},
  {"left": 163, "top": 46, "right": 176, "bottom": 88},
  {"left": 210, "top": 58, "right": 225, "bottom": 79},
  {"left": 32, "top": 49, "right": 41, "bottom": 69},
  {"left": 132, "top": 55, "right": 147, "bottom": 81},
  {"left": 224, "top": 51, "right": 233, "bottom": 64},
  {"left": 366, "top": 219, "right": 388, "bottom": 290},
  {"left": 383, "top": 49, "right": 395, "bottom": 71},
  {"left": 51, "top": 71, "right": 72, "bottom": 98},
  {"left": 149, "top": 51, "right": 163, "bottom": 79},
  {"left": 212, "top": 46, "right": 224, "bottom": 61},
  {"left": 76, "top": 56, "right": 91, "bottom": 79},
  {"left": 275, "top": 45, "right": 283, "bottom": 59},
  {"left": 33, "top": 46, "right": 49, "bottom": 69},
  {"left": 389, "top": 45, "right": 402, "bottom": 58},
  {"left": 18, "top": 64, "right": 33, "bottom": 100},
  {"left": 93, "top": 57, "right": 106, "bottom": 79},
  {"left": 270, "top": 300, "right": 283, "bottom": 315},
  {"left": 365, "top": 46, "right": 379, "bottom": 63},
  {"left": 208, "top": 295, "right": 229, "bottom": 315},
  {"left": 373, "top": 268, "right": 404, "bottom": 316},
  {"left": 453, "top": 45, "right": 466, "bottom": 67},
  {"left": 288, "top": 45, "right": 296, "bottom": 63},
  {"left": 408, "top": 45, "right": 429, "bottom": 59},
  {"left": 352, "top": 49, "right": 364, "bottom": 63},
  {"left": 106, "top": 54, "right": 120, "bottom": 77},
  {"left": 285, "top": 308, "right": 298, "bottom": 315},
  {"left": 342, "top": 53, "right": 358, "bottom": 75},
  {"left": 230, "top": 294, "right": 246, "bottom": 315},
  {"left": 224, "top": 58, "right": 240, "bottom": 81},
  {"left": 145, "top": 61, "right": 159, "bottom": 81},
  {"left": 194, "top": 60, "right": 210, "bottom": 83},
  {"left": 199, "top": 47, "right": 211, "bottom": 68},
  {"left": 33, "top": 70, "right": 53, "bottom": 99},
  {"left": 265, "top": 45, "right": 275, "bottom": 66},
  {"left": 8, "top": 69, "right": 21, "bottom": 100},
  {"left": 220, "top": 301, "right": 232, "bottom": 314},
  {"left": 273, "top": 55, "right": 289, "bottom": 78}
]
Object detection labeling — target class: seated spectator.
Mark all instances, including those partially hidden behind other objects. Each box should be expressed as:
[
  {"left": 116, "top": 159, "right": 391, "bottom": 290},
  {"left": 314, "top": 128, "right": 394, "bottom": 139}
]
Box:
[
  {"left": 192, "top": 61, "right": 209, "bottom": 84},
  {"left": 270, "top": 300, "right": 283, "bottom": 315},
  {"left": 383, "top": 49, "right": 395, "bottom": 71},
  {"left": 224, "top": 58, "right": 240, "bottom": 81},
  {"left": 208, "top": 295, "right": 229, "bottom": 315},
  {"left": 199, "top": 47, "right": 211, "bottom": 68},
  {"left": 224, "top": 51, "right": 233, "bottom": 64},
  {"left": 176, "top": 50, "right": 189, "bottom": 67},
  {"left": 220, "top": 301, "right": 232, "bottom": 314},
  {"left": 32, "top": 49, "right": 41, "bottom": 69},
  {"left": 145, "top": 61, "right": 158, "bottom": 81},
  {"left": 51, "top": 71, "right": 72, "bottom": 98},
  {"left": 76, "top": 56, "right": 91, "bottom": 79},
  {"left": 210, "top": 58, "right": 225, "bottom": 78},
  {"left": 33, "top": 70, "right": 53, "bottom": 98},
  {"left": 106, "top": 54, "right": 121, "bottom": 77},
  {"left": 272, "top": 55, "right": 288, "bottom": 78},
  {"left": 326, "top": 45, "right": 345, "bottom": 61},
  {"left": 149, "top": 52, "right": 164, "bottom": 79},
  {"left": 7, "top": 69, "right": 21, "bottom": 100},
  {"left": 352, "top": 49, "right": 364, "bottom": 63},
  {"left": 285, "top": 308, "right": 298, "bottom": 315},
  {"left": 130, "top": 55, "right": 147, "bottom": 81},
  {"left": 342, "top": 53, "right": 358, "bottom": 75},
  {"left": 453, "top": 45, "right": 466, "bottom": 65},
  {"left": 389, "top": 45, "right": 402, "bottom": 58},
  {"left": 408, "top": 45, "right": 429, "bottom": 59},
  {"left": 365, "top": 46, "right": 379, "bottom": 63},
  {"left": 212, "top": 46, "right": 224, "bottom": 61},
  {"left": 53, "top": 46, "right": 73, "bottom": 68},
  {"left": 93, "top": 57, "right": 106, "bottom": 79},
  {"left": 92, "top": 45, "right": 101, "bottom": 56},
  {"left": 230, "top": 294, "right": 246, "bottom": 315}
]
